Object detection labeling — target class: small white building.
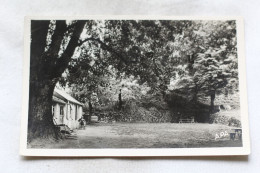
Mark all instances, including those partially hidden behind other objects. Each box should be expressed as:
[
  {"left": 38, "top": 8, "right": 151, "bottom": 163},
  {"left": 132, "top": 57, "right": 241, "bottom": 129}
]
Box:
[{"left": 52, "top": 89, "right": 83, "bottom": 130}]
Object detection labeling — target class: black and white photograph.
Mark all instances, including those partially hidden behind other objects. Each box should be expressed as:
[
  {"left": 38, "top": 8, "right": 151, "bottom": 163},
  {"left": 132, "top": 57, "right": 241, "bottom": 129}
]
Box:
[{"left": 20, "top": 16, "right": 250, "bottom": 156}]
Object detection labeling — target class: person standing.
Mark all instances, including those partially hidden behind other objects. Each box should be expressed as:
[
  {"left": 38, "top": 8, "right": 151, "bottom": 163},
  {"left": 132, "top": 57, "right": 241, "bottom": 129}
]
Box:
[{"left": 78, "top": 117, "right": 85, "bottom": 130}]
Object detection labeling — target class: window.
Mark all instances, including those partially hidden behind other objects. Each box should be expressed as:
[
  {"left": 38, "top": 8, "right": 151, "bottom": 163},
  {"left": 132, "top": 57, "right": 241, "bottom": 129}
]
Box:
[
  {"left": 60, "top": 105, "right": 64, "bottom": 115},
  {"left": 52, "top": 105, "right": 54, "bottom": 116}
]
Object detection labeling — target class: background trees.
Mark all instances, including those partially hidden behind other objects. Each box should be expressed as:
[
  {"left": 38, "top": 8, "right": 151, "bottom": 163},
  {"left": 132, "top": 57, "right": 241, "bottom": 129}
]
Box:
[{"left": 170, "top": 21, "right": 238, "bottom": 112}]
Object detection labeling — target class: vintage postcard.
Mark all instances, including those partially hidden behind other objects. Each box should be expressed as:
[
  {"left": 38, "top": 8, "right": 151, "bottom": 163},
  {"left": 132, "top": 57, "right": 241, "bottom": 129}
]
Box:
[{"left": 20, "top": 16, "right": 250, "bottom": 156}]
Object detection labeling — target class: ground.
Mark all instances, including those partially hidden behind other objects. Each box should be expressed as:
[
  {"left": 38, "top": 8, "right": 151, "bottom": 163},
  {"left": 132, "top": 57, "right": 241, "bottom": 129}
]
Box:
[{"left": 28, "top": 123, "right": 242, "bottom": 148}]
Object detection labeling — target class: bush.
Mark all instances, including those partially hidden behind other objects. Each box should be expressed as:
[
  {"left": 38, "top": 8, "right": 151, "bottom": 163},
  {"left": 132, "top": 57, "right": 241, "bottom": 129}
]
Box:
[
  {"left": 105, "top": 100, "right": 173, "bottom": 123},
  {"left": 209, "top": 112, "right": 241, "bottom": 127},
  {"left": 209, "top": 114, "right": 229, "bottom": 124},
  {"left": 228, "top": 117, "right": 241, "bottom": 127}
]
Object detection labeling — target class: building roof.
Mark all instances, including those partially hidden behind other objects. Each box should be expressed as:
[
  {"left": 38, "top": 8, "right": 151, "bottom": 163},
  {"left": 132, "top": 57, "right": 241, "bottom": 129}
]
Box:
[
  {"left": 52, "top": 95, "right": 66, "bottom": 105},
  {"left": 53, "top": 89, "right": 84, "bottom": 106}
]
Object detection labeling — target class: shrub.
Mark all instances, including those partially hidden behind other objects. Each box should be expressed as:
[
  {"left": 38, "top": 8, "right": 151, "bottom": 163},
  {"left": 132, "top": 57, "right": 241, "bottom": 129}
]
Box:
[
  {"left": 228, "top": 117, "right": 241, "bottom": 127},
  {"left": 209, "top": 112, "right": 241, "bottom": 127}
]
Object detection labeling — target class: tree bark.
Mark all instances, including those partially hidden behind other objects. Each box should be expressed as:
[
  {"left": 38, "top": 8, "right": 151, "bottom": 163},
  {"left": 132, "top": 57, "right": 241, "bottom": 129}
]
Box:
[
  {"left": 118, "top": 89, "right": 122, "bottom": 110},
  {"left": 210, "top": 90, "right": 216, "bottom": 113},
  {"left": 28, "top": 80, "right": 59, "bottom": 141},
  {"left": 53, "top": 21, "right": 86, "bottom": 78},
  {"left": 192, "top": 93, "right": 198, "bottom": 102},
  {"left": 88, "top": 100, "right": 93, "bottom": 122},
  {"left": 192, "top": 87, "right": 198, "bottom": 103}
]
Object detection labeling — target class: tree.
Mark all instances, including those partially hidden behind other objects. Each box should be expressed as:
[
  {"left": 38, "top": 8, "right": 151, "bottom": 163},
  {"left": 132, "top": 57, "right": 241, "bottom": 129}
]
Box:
[
  {"left": 28, "top": 20, "right": 86, "bottom": 140},
  {"left": 64, "top": 20, "right": 192, "bottom": 106},
  {"left": 195, "top": 49, "right": 231, "bottom": 112},
  {"left": 193, "top": 21, "right": 238, "bottom": 113},
  {"left": 29, "top": 20, "right": 130, "bottom": 139},
  {"left": 28, "top": 20, "right": 163, "bottom": 139},
  {"left": 66, "top": 50, "right": 113, "bottom": 118},
  {"left": 171, "top": 21, "right": 238, "bottom": 113}
]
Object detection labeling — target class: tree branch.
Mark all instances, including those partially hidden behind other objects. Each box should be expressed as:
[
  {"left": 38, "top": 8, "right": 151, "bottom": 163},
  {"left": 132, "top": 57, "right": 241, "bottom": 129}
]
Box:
[
  {"left": 30, "top": 20, "right": 50, "bottom": 79},
  {"left": 78, "top": 37, "right": 128, "bottom": 63},
  {"left": 48, "top": 21, "right": 67, "bottom": 57},
  {"left": 52, "top": 21, "right": 86, "bottom": 78}
]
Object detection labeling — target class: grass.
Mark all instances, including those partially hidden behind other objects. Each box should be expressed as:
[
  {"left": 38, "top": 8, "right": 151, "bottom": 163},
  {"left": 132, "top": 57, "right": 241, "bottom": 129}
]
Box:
[{"left": 29, "top": 122, "right": 242, "bottom": 148}]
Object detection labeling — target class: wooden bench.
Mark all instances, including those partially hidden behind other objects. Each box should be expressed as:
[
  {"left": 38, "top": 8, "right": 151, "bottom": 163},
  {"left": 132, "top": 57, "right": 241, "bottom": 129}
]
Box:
[
  {"left": 54, "top": 124, "right": 78, "bottom": 139},
  {"left": 179, "top": 117, "right": 195, "bottom": 123},
  {"left": 90, "top": 116, "right": 99, "bottom": 123}
]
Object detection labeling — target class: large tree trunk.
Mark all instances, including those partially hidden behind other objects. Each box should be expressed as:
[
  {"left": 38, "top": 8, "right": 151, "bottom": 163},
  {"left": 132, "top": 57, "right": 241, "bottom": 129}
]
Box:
[
  {"left": 28, "top": 20, "right": 60, "bottom": 141},
  {"left": 28, "top": 20, "right": 86, "bottom": 141},
  {"left": 28, "top": 80, "right": 60, "bottom": 141}
]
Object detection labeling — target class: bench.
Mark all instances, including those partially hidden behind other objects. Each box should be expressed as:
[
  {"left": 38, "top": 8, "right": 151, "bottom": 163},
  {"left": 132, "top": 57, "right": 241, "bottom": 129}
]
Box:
[
  {"left": 90, "top": 116, "right": 99, "bottom": 123},
  {"left": 55, "top": 124, "right": 72, "bottom": 134},
  {"left": 179, "top": 117, "right": 195, "bottom": 123}
]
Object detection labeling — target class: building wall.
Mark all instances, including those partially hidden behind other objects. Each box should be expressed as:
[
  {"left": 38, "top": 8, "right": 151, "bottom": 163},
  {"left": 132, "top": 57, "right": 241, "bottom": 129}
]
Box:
[
  {"left": 52, "top": 103, "right": 65, "bottom": 125},
  {"left": 63, "top": 103, "right": 69, "bottom": 127},
  {"left": 53, "top": 101, "right": 83, "bottom": 130},
  {"left": 70, "top": 104, "right": 75, "bottom": 129},
  {"left": 76, "top": 105, "right": 83, "bottom": 128}
]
